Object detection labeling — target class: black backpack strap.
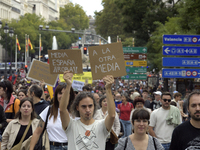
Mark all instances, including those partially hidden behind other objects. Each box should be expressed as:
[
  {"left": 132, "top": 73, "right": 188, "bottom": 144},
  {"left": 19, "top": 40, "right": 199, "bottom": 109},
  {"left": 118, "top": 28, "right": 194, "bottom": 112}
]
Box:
[
  {"left": 43, "top": 106, "right": 51, "bottom": 132},
  {"left": 12, "top": 98, "right": 17, "bottom": 118},
  {"left": 153, "top": 137, "right": 157, "bottom": 150},
  {"left": 124, "top": 137, "right": 128, "bottom": 150}
]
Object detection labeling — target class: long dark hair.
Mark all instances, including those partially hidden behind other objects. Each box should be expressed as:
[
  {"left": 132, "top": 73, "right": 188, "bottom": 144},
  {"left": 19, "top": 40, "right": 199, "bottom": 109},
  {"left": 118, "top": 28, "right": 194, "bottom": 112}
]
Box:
[
  {"left": 49, "top": 84, "right": 75, "bottom": 122},
  {"left": 15, "top": 97, "right": 36, "bottom": 120},
  {"left": 0, "top": 80, "right": 13, "bottom": 104},
  {"left": 71, "top": 92, "right": 97, "bottom": 117}
]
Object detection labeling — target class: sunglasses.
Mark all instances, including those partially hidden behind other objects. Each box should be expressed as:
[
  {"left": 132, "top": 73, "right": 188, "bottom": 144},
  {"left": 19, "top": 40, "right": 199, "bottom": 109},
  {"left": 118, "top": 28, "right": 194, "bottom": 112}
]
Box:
[{"left": 163, "top": 99, "right": 171, "bottom": 102}]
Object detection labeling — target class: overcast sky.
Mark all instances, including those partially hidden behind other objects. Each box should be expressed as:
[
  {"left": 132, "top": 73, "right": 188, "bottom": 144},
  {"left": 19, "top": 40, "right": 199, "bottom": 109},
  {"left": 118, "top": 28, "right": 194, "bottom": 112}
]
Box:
[{"left": 71, "top": 0, "right": 103, "bottom": 17}]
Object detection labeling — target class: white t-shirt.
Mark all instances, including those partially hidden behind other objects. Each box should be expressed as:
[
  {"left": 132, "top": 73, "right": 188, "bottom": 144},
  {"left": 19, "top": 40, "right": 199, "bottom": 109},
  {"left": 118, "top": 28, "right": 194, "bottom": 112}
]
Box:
[
  {"left": 40, "top": 106, "right": 68, "bottom": 143},
  {"left": 65, "top": 118, "right": 109, "bottom": 150},
  {"left": 149, "top": 107, "right": 178, "bottom": 143}
]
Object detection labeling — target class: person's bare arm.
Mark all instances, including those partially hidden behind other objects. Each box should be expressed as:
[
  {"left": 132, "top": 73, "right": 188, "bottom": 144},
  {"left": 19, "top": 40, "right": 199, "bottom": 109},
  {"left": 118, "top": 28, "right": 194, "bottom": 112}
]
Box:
[
  {"left": 40, "top": 79, "right": 45, "bottom": 100},
  {"left": 104, "top": 75, "right": 116, "bottom": 131},
  {"left": 59, "top": 71, "right": 73, "bottom": 130},
  {"left": 29, "top": 119, "right": 45, "bottom": 150},
  {"left": 149, "top": 126, "right": 156, "bottom": 137}
]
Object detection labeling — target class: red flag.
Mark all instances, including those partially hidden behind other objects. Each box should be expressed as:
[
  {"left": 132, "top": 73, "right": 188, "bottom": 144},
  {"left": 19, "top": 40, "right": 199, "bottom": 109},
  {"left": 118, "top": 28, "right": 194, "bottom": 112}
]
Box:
[
  {"left": 16, "top": 38, "right": 21, "bottom": 51},
  {"left": 28, "top": 38, "right": 33, "bottom": 50}
]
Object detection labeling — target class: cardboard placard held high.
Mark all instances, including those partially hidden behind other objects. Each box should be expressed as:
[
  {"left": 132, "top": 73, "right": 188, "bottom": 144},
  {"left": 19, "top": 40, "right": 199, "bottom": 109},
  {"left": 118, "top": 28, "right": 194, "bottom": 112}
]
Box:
[
  {"left": 48, "top": 49, "right": 83, "bottom": 74},
  {"left": 27, "top": 59, "right": 58, "bottom": 87},
  {"left": 88, "top": 42, "right": 126, "bottom": 80}
]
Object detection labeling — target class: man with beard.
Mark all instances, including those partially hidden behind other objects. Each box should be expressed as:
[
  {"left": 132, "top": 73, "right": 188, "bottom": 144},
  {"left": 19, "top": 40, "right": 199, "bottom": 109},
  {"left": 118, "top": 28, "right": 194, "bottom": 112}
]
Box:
[
  {"left": 170, "top": 91, "right": 200, "bottom": 150},
  {"left": 149, "top": 92, "right": 181, "bottom": 150},
  {"left": 59, "top": 71, "right": 116, "bottom": 150}
]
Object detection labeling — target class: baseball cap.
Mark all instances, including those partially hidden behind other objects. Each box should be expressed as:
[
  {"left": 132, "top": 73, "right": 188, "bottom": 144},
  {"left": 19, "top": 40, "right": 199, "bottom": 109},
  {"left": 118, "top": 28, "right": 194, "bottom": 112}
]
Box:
[
  {"left": 173, "top": 91, "right": 178, "bottom": 94},
  {"left": 154, "top": 91, "right": 162, "bottom": 96}
]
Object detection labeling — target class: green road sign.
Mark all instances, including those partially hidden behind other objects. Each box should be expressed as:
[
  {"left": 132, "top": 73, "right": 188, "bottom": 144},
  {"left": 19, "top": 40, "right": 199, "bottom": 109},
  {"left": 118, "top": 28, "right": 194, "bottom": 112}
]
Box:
[
  {"left": 121, "top": 74, "right": 147, "bottom": 80},
  {"left": 123, "top": 47, "right": 147, "bottom": 53},
  {"left": 126, "top": 67, "right": 147, "bottom": 73}
]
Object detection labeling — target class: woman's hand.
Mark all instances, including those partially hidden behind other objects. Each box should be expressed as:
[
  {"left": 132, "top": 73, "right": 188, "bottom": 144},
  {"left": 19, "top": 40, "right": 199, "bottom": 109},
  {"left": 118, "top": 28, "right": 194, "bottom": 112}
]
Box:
[
  {"left": 63, "top": 71, "right": 73, "bottom": 86},
  {"left": 103, "top": 75, "right": 114, "bottom": 89}
]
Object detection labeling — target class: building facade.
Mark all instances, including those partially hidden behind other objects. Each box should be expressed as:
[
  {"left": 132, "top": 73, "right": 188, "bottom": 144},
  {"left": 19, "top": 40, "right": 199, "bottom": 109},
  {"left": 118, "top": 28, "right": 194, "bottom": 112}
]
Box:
[{"left": 0, "top": 0, "right": 60, "bottom": 62}]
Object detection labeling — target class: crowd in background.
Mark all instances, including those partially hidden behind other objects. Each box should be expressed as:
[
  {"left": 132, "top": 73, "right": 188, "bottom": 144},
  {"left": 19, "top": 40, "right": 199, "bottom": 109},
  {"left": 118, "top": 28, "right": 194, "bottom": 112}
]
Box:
[{"left": 0, "top": 73, "right": 198, "bottom": 150}]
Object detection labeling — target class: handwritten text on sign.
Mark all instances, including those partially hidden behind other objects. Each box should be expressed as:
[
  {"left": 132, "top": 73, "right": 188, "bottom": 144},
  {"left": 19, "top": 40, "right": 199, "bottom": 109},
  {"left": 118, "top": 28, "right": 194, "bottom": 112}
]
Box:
[
  {"left": 27, "top": 59, "right": 58, "bottom": 87},
  {"left": 48, "top": 49, "right": 83, "bottom": 74},
  {"left": 88, "top": 43, "right": 126, "bottom": 80},
  {"left": 72, "top": 80, "right": 85, "bottom": 91}
]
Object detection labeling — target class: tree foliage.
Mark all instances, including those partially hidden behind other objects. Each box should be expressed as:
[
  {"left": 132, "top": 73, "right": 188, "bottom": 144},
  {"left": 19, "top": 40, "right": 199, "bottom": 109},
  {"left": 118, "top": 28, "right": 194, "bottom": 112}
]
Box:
[
  {"left": 0, "top": 3, "right": 89, "bottom": 62},
  {"left": 147, "top": 0, "right": 200, "bottom": 72},
  {"left": 115, "top": 0, "right": 176, "bottom": 46},
  {"left": 94, "top": 0, "right": 132, "bottom": 43},
  {"left": 60, "top": 2, "right": 89, "bottom": 30}
]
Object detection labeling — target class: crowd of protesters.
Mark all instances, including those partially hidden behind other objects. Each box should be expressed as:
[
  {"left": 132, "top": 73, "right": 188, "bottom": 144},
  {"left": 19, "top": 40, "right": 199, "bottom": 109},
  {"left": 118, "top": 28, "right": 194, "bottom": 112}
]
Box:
[{"left": 0, "top": 72, "right": 199, "bottom": 150}]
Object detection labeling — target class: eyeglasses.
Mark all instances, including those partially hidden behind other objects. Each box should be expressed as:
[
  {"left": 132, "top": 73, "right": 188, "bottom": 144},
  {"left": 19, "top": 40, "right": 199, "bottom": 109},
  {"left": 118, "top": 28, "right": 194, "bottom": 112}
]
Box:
[{"left": 163, "top": 99, "right": 171, "bottom": 102}]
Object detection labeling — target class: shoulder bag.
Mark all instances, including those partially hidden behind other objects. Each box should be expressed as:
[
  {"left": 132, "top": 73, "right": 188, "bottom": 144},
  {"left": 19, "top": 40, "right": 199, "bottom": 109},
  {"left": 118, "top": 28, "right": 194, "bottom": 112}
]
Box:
[{"left": 110, "top": 129, "right": 118, "bottom": 144}]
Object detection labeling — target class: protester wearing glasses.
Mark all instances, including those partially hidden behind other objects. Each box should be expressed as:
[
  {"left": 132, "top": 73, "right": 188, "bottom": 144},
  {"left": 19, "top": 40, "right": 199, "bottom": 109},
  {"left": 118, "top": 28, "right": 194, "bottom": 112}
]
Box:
[
  {"left": 149, "top": 92, "right": 181, "bottom": 150},
  {"left": 0, "top": 80, "right": 20, "bottom": 123},
  {"left": 115, "top": 109, "right": 164, "bottom": 150}
]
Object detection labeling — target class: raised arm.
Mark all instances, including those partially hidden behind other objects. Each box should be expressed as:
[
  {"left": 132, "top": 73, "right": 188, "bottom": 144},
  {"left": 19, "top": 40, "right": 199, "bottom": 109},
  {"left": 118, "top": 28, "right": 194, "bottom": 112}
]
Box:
[
  {"left": 59, "top": 71, "right": 73, "bottom": 130},
  {"left": 40, "top": 79, "right": 46, "bottom": 100},
  {"left": 104, "top": 75, "right": 115, "bottom": 131}
]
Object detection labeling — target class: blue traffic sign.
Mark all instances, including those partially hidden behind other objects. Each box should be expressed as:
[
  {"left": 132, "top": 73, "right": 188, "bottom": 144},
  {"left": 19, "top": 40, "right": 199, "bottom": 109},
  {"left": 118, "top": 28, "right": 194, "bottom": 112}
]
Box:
[
  {"left": 162, "top": 68, "right": 200, "bottom": 78},
  {"left": 163, "top": 35, "right": 200, "bottom": 45},
  {"left": 163, "top": 46, "right": 200, "bottom": 56},
  {"left": 163, "top": 57, "right": 200, "bottom": 67}
]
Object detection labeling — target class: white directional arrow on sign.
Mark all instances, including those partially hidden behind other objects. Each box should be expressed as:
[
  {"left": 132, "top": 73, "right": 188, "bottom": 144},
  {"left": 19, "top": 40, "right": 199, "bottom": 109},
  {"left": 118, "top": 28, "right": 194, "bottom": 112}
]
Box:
[
  {"left": 143, "top": 48, "right": 146, "bottom": 52},
  {"left": 164, "top": 48, "right": 170, "bottom": 54}
]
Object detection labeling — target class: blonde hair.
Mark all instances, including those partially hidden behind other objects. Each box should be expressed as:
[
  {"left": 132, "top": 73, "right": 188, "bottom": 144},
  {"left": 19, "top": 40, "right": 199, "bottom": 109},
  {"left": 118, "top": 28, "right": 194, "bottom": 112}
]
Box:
[{"left": 130, "top": 92, "right": 140, "bottom": 100}]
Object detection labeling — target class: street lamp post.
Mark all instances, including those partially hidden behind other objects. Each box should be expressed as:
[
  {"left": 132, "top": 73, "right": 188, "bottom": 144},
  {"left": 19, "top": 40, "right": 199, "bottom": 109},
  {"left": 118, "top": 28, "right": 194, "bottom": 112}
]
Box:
[
  {"left": 9, "top": 28, "right": 14, "bottom": 77},
  {"left": 38, "top": 25, "right": 109, "bottom": 44},
  {"left": 3, "top": 23, "right": 9, "bottom": 80},
  {"left": 0, "top": 21, "right": 12, "bottom": 80}
]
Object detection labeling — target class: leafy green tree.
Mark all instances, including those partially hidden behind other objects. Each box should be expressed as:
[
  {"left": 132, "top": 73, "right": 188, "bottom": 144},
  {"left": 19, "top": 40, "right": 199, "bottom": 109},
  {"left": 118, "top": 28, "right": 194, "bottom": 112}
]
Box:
[
  {"left": 115, "top": 0, "right": 176, "bottom": 46},
  {"left": 94, "top": 0, "right": 132, "bottom": 43},
  {"left": 60, "top": 2, "right": 89, "bottom": 30},
  {"left": 0, "top": 14, "right": 46, "bottom": 62},
  {"left": 146, "top": 0, "right": 200, "bottom": 71}
]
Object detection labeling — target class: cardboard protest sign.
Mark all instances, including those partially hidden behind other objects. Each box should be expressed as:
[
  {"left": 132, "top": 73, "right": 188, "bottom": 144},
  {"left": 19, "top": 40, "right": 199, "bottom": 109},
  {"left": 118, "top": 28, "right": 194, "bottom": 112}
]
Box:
[
  {"left": 27, "top": 59, "right": 58, "bottom": 87},
  {"left": 48, "top": 49, "right": 83, "bottom": 74},
  {"left": 88, "top": 42, "right": 126, "bottom": 80},
  {"left": 72, "top": 80, "right": 85, "bottom": 91},
  {"left": 59, "top": 72, "right": 93, "bottom": 84}
]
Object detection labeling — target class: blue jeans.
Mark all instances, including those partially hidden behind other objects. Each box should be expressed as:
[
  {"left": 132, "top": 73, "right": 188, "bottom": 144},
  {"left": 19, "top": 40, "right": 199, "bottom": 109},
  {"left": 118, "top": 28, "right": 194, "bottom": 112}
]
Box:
[
  {"left": 162, "top": 143, "right": 170, "bottom": 150},
  {"left": 120, "top": 119, "right": 132, "bottom": 138},
  {"left": 50, "top": 145, "right": 68, "bottom": 150}
]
